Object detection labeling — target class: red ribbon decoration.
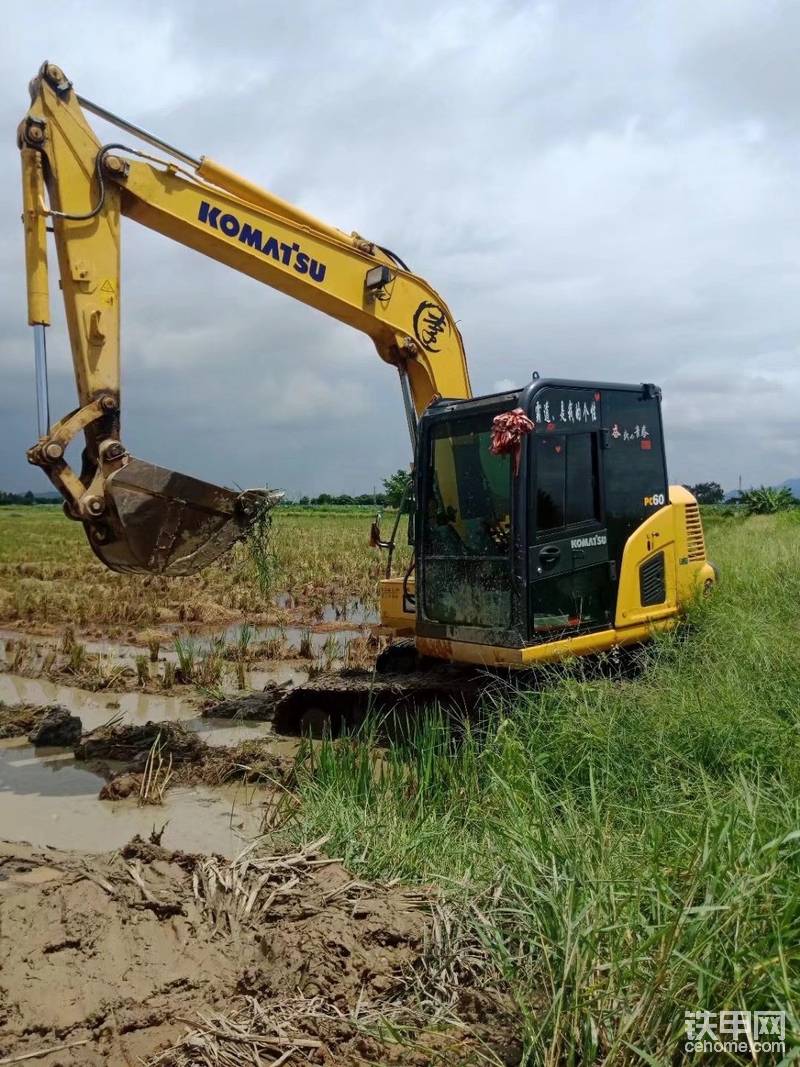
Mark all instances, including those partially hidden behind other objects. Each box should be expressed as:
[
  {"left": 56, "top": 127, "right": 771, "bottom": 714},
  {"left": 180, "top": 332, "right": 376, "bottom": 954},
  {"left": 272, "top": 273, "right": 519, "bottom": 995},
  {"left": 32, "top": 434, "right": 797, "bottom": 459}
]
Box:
[{"left": 489, "top": 407, "right": 535, "bottom": 475}]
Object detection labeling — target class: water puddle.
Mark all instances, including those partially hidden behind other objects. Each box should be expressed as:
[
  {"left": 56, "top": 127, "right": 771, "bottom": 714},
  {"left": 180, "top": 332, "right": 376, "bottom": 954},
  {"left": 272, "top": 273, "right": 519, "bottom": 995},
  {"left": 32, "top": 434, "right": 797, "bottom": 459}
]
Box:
[
  {"left": 0, "top": 738, "right": 266, "bottom": 856},
  {"left": 0, "top": 663, "right": 306, "bottom": 856},
  {"left": 0, "top": 672, "right": 199, "bottom": 734}
]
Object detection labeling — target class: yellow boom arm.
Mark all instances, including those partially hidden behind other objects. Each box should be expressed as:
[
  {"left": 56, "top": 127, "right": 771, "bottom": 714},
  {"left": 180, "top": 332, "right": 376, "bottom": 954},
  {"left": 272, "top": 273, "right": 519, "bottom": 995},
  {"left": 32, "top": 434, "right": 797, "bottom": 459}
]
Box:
[{"left": 18, "top": 62, "right": 471, "bottom": 575}]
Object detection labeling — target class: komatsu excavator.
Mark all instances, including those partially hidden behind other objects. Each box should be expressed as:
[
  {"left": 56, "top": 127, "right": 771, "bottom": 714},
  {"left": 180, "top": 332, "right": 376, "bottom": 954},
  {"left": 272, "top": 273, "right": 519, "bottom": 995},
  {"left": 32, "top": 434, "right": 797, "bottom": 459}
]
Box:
[{"left": 18, "top": 63, "right": 714, "bottom": 724}]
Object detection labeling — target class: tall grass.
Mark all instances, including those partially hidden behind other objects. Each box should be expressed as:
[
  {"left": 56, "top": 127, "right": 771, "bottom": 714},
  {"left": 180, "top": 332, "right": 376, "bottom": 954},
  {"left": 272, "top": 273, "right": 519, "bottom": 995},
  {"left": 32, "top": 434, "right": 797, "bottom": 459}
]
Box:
[{"left": 288, "top": 512, "right": 800, "bottom": 1063}]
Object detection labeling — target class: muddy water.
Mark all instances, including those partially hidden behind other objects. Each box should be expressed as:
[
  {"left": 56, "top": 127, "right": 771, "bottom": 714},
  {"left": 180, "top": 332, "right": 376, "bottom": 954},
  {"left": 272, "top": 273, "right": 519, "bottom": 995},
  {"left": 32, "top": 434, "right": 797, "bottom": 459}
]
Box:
[
  {"left": 0, "top": 640, "right": 310, "bottom": 713},
  {"left": 0, "top": 623, "right": 359, "bottom": 672},
  {"left": 0, "top": 736, "right": 268, "bottom": 857},
  {"left": 0, "top": 666, "right": 304, "bottom": 857},
  {"left": 0, "top": 671, "right": 198, "bottom": 732}
]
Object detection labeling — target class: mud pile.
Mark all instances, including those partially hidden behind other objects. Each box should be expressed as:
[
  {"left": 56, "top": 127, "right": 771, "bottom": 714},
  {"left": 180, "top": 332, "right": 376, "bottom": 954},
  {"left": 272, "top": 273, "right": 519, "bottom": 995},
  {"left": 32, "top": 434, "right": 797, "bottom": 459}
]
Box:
[
  {"left": 75, "top": 719, "right": 206, "bottom": 766},
  {"left": 0, "top": 701, "right": 75, "bottom": 740},
  {"left": 0, "top": 837, "right": 518, "bottom": 1065},
  {"left": 77, "top": 718, "right": 297, "bottom": 798}
]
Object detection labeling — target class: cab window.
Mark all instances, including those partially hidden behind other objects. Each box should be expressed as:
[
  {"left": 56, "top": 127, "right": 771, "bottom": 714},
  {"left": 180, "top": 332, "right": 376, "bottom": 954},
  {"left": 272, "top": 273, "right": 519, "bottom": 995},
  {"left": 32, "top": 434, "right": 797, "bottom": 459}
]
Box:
[
  {"left": 423, "top": 413, "right": 513, "bottom": 630},
  {"left": 533, "top": 432, "right": 600, "bottom": 535}
]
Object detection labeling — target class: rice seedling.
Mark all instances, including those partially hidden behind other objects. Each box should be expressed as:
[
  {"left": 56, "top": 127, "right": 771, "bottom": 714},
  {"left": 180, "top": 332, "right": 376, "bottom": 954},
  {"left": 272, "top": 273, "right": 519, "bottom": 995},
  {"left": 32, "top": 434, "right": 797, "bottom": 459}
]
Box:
[
  {"left": 61, "top": 625, "right": 76, "bottom": 654},
  {"left": 11, "top": 640, "right": 32, "bottom": 672},
  {"left": 236, "top": 622, "right": 254, "bottom": 660},
  {"left": 174, "top": 635, "right": 197, "bottom": 683},
  {"left": 251, "top": 632, "right": 286, "bottom": 660},
  {"left": 235, "top": 659, "right": 247, "bottom": 690},
  {"left": 65, "top": 640, "right": 87, "bottom": 674},
  {"left": 196, "top": 644, "right": 225, "bottom": 689}
]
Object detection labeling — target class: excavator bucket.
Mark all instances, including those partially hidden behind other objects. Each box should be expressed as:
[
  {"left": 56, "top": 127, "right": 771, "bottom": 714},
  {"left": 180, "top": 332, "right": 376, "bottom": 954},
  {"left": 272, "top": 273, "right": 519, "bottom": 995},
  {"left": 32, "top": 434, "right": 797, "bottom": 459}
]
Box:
[{"left": 87, "top": 456, "right": 281, "bottom": 576}]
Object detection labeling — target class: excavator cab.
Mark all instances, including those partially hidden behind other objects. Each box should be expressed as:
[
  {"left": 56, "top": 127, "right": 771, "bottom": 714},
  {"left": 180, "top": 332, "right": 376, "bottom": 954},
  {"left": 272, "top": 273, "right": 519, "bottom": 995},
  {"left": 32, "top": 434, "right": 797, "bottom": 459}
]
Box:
[{"left": 410, "top": 378, "right": 713, "bottom": 664}]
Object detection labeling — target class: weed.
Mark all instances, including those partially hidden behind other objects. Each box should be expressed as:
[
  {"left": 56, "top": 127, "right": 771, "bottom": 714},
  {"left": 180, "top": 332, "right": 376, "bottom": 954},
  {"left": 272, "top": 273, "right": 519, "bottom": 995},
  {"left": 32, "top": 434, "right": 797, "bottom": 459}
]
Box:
[
  {"left": 174, "top": 636, "right": 196, "bottom": 683},
  {"left": 135, "top": 654, "right": 150, "bottom": 687},
  {"left": 139, "top": 732, "right": 174, "bottom": 805},
  {"left": 321, "top": 634, "right": 341, "bottom": 669},
  {"left": 246, "top": 496, "right": 279, "bottom": 596},
  {"left": 298, "top": 628, "right": 313, "bottom": 659}
]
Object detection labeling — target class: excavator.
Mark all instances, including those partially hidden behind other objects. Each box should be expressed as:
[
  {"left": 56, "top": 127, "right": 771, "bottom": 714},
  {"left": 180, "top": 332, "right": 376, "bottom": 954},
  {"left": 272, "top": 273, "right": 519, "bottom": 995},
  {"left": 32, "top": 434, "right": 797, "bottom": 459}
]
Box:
[{"left": 18, "top": 63, "right": 715, "bottom": 727}]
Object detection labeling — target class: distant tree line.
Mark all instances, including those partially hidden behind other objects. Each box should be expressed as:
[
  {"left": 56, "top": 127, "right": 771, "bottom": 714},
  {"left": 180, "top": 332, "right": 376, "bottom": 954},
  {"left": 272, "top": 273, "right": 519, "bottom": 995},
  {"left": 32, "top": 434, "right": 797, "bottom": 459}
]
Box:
[
  {"left": 686, "top": 481, "right": 799, "bottom": 514},
  {"left": 2, "top": 474, "right": 413, "bottom": 510},
  {"left": 288, "top": 492, "right": 387, "bottom": 507},
  {"left": 286, "top": 470, "right": 413, "bottom": 509},
  {"left": 0, "top": 490, "right": 58, "bottom": 506},
  {"left": 685, "top": 482, "right": 724, "bottom": 504}
]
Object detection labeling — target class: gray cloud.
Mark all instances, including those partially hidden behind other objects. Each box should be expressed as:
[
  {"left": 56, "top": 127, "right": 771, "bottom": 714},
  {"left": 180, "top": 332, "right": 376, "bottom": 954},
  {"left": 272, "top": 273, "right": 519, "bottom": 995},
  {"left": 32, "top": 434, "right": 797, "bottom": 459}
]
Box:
[{"left": 1, "top": 0, "right": 798, "bottom": 496}]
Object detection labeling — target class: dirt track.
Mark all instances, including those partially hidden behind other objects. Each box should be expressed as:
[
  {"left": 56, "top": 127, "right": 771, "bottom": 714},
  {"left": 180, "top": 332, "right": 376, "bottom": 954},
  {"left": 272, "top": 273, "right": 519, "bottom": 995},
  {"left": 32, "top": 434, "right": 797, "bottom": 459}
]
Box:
[{"left": 0, "top": 836, "right": 518, "bottom": 1066}]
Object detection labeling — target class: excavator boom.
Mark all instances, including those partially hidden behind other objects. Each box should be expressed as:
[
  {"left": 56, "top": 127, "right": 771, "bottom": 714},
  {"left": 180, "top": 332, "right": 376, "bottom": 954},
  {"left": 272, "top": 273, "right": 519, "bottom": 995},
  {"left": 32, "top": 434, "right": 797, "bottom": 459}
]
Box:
[{"left": 18, "top": 63, "right": 471, "bottom": 575}]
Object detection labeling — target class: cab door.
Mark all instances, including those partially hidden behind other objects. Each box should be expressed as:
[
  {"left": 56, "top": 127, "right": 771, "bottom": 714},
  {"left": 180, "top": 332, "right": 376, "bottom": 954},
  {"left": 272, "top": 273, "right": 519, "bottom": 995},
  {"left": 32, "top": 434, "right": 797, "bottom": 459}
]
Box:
[{"left": 528, "top": 418, "right": 614, "bottom": 639}]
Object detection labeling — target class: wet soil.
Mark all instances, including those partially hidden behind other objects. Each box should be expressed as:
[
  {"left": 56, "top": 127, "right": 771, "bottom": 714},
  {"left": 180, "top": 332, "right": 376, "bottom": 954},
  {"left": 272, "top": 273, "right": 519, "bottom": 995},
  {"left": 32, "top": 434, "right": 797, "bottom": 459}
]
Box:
[{"left": 0, "top": 837, "right": 518, "bottom": 1065}]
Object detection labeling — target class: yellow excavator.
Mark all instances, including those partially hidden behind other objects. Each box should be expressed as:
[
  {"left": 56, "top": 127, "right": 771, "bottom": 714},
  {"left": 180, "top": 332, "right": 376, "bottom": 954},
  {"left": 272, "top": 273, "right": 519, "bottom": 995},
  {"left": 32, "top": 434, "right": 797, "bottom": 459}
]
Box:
[{"left": 18, "top": 63, "right": 714, "bottom": 722}]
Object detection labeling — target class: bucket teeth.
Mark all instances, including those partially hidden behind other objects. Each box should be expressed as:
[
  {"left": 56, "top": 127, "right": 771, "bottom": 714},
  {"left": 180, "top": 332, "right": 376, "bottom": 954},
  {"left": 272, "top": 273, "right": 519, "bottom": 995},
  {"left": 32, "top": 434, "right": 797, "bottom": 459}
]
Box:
[{"left": 85, "top": 456, "right": 282, "bottom": 576}]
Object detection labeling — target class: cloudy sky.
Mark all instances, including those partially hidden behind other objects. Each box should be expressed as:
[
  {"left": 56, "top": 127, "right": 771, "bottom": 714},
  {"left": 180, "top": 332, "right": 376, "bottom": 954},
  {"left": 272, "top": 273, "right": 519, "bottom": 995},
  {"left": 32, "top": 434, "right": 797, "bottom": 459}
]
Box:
[{"left": 1, "top": 0, "right": 798, "bottom": 496}]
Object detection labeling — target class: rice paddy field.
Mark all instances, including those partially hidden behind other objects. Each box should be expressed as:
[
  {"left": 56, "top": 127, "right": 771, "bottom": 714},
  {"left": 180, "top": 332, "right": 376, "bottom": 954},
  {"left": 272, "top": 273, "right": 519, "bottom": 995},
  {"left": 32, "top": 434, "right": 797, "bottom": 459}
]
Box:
[
  {"left": 0, "top": 504, "right": 406, "bottom": 634},
  {"left": 0, "top": 503, "right": 798, "bottom": 1064}
]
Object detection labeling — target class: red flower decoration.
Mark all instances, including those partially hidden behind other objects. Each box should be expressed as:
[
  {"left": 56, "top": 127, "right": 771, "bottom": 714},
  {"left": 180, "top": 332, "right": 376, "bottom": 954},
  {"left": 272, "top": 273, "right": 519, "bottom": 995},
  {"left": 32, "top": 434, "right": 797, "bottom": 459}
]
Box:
[{"left": 490, "top": 408, "right": 534, "bottom": 475}]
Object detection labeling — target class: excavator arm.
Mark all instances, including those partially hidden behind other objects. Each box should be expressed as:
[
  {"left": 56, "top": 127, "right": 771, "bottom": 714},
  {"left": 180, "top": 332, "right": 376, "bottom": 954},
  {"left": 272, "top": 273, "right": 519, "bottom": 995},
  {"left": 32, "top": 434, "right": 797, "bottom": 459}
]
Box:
[{"left": 18, "top": 62, "right": 471, "bottom": 576}]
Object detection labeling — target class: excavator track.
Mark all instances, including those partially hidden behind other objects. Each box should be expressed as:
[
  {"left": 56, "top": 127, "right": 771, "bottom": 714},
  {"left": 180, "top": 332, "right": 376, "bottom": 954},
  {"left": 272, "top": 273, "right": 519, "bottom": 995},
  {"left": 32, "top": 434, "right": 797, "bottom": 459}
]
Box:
[{"left": 272, "top": 663, "right": 488, "bottom": 736}]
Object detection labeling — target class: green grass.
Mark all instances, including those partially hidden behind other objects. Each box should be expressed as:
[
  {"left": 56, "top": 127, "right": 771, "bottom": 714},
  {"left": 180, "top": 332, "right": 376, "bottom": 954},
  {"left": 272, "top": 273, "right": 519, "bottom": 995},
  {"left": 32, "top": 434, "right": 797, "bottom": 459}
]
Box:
[{"left": 287, "top": 511, "right": 800, "bottom": 1064}]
